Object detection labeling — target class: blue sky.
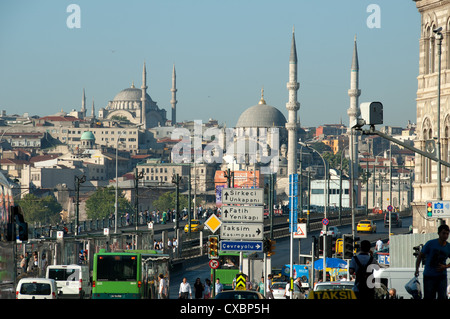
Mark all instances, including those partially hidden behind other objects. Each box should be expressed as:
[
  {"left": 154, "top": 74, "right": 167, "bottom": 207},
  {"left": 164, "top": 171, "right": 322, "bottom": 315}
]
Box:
[{"left": 0, "top": 0, "right": 420, "bottom": 128}]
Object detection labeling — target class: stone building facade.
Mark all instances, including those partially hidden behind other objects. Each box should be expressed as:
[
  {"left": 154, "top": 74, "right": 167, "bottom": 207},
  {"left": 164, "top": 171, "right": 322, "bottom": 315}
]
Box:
[{"left": 413, "top": 0, "right": 450, "bottom": 233}]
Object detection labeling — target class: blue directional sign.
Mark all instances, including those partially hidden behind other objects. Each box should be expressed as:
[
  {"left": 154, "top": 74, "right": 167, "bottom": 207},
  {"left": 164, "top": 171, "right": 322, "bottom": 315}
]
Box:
[
  {"left": 289, "top": 174, "right": 299, "bottom": 232},
  {"left": 220, "top": 240, "right": 263, "bottom": 252}
]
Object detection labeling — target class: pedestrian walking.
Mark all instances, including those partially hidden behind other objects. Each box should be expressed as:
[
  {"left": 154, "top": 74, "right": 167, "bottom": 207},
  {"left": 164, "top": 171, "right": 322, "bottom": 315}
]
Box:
[
  {"left": 194, "top": 277, "right": 204, "bottom": 299},
  {"left": 204, "top": 279, "right": 211, "bottom": 299},
  {"left": 415, "top": 224, "right": 450, "bottom": 299},
  {"left": 179, "top": 277, "right": 192, "bottom": 299},
  {"left": 158, "top": 274, "right": 168, "bottom": 299},
  {"left": 349, "top": 240, "right": 378, "bottom": 300},
  {"left": 265, "top": 274, "right": 274, "bottom": 299},
  {"left": 215, "top": 278, "right": 223, "bottom": 296}
]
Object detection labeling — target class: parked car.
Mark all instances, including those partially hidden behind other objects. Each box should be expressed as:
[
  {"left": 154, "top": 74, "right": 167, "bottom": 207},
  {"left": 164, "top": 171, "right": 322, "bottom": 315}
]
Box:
[
  {"left": 16, "top": 278, "right": 58, "bottom": 299},
  {"left": 357, "top": 219, "right": 377, "bottom": 233},
  {"left": 271, "top": 281, "right": 305, "bottom": 299},
  {"left": 384, "top": 212, "right": 402, "bottom": 228},
  {"left": 320, "top": 226, "right": 342, "bottom": 239}
]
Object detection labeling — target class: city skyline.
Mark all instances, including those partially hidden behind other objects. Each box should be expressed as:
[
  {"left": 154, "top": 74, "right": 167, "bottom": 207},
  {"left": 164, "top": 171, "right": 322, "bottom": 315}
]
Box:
[{"left": 0, "top": 1, "right": 420, "bottom": 128}]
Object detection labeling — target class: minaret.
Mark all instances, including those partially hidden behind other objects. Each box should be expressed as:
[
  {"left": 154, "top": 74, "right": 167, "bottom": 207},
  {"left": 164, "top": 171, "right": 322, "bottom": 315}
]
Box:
[
  {"left": 141, "top": 62, "right": 148, "bottom": 129},
  {"left": 171, "top": 64, "right": 177, "bottom": 126},
  {"left": 91, "top": 98, "right": 95, "bottom": 118},
  {"left": 347, "top": 35, "right": 361, "bottom": 207},
  {"left": 286, "top": 28, "right": 300, "bottom": 177},
  {"left": 81, "top": 88, "right": 86, "bottom": 118}
]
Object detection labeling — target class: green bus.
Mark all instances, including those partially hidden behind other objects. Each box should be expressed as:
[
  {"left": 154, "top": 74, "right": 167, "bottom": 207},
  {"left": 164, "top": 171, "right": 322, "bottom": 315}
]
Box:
[
  {"left": 211, "top": 251, "right": 244, "bottom": 290},
  {"left": 92, "top": 249, "right": 170, "bottom": 299}
]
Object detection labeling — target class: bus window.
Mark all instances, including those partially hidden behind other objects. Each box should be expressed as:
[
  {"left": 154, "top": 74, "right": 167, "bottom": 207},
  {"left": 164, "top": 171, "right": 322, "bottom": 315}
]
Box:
[
  {"left": 218, "top": 255, "right": 239, "bottom": 270},
  {"left": 96, "top": 255, "right": 138, "bottom": 281}
]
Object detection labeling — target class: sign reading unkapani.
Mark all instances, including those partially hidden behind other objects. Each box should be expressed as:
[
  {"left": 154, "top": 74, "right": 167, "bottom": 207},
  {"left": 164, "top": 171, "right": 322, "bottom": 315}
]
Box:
[{"left": 170, "top": 120, "right": 279, "bottom": 174}]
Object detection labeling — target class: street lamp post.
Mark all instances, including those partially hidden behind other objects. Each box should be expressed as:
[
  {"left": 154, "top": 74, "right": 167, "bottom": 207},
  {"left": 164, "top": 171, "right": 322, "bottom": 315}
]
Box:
[
  {"left": 434, "top": 27, "right": 443, "bottom": 207},
  {"left": 299, "top": 142, "right": 328, "bottom": 282}
]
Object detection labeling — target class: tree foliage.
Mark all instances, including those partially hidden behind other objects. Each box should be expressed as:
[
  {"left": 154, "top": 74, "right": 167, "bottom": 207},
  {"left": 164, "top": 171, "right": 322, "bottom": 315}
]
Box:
[
  {"left": 85, "top": 186, "right": 132, "bottom": 219},
  {"left": 152, "top": 191, "right": 190, "bottom": 212},
  {"left": 17, "top": 193, "right": 63, "bottom": 224}
]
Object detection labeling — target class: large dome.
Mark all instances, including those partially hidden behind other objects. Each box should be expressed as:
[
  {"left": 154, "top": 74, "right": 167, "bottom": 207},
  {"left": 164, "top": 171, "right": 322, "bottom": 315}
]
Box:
[
  {"left": 236, "top": 98, "right": 287, "bottom": 128},
  {"left": 113, "top": 86, "right": 152, "bottom": 102}
]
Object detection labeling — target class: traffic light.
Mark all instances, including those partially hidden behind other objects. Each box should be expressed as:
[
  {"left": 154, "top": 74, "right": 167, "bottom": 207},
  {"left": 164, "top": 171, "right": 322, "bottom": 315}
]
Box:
[
  {"left": 353, "top": 236, "right": 360, "bottom": 252},
  {"left": 208, "top": 235, "right": 219, "bottom": 259},
  {"left": 426, "top": 202, "right": 433, "bottom": 217},
  {"left": 312, "top": 236, "right": 319, "bottom": 258},
  {"left": 267, "top": 240, "right": 276, "bottom": 256},
  {"left": 343, "top": 234, "right": 354, "bottom": 259}
]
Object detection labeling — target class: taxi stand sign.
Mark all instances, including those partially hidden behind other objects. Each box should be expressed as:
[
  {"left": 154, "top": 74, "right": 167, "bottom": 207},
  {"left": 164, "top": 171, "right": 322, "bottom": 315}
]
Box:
[{"left": 308, "top": 290, "right": 356, "bottom": 299}]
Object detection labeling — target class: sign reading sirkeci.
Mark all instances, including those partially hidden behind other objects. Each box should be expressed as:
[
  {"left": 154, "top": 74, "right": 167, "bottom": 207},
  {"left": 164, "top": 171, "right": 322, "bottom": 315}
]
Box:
[{"left": 221, "top": 188, "right": 264, "bottom": 205}]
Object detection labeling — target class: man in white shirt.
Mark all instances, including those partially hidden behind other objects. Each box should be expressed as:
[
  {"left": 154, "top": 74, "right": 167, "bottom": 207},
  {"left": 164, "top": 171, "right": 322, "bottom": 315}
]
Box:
[
  {"left": 179, "top": 277, "right": 192, "bottom": 299},
  {"left": 376, "top": 238, "right": 383, "bottom": 251},
  {"left": 158, "top": 274, "right": 167, "bottom": 299}
]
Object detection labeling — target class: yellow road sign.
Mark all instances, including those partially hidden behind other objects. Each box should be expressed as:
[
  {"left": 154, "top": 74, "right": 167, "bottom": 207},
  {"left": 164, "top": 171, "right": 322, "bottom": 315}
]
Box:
[{"left": 235, "top": 274, "right": 247, "bottom": 290}]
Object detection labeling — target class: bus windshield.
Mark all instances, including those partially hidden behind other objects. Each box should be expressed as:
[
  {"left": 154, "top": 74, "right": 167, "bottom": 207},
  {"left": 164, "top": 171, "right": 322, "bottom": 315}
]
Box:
[
  {"left": 96, "top": 255, "right": 138, "bottom": 281},
  {"left": 218, "top": 255, "right": 239, "bottom": 270}
]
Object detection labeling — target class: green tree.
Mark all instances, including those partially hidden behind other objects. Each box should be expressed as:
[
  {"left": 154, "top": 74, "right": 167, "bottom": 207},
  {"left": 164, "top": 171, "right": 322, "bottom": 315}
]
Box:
[
  {"left": 152, "top": 191, "right": 190, "bottom": 212},
  {"left": 17, "top": 193, "right": 63, "bottom": 224},
  {"left": 85, "top": 186, "right": 132, "bottom": 219}
]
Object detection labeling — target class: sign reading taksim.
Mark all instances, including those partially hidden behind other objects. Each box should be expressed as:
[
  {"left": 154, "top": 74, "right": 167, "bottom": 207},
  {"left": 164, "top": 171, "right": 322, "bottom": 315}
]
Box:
[
  {"left": 221, "top": 205, "right": 264, "bottom": 223},
  {"left": 220, "top": 223, "right": 264, "bottom": 240},
  {"left": 221, "top": 188, "right": 264, "bottom": 205}
]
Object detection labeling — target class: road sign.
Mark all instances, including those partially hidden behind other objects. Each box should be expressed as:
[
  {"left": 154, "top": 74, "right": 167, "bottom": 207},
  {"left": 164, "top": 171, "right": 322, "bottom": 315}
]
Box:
[
  {"left": 204, "top": 214, "right": 222, "bottom": 233},
  {"left": 221, "top": 188, "right": 264, "bottom": 205},
  {"left": 293, "top": 223, "right": 307, "bottom": 239},
  {"left": 322, "top": 218, "right": 329, "bottom": 226},
  {"left": 220, "top": 222, "right": 264, "bottom": 240},
  {"left": 221, "top": 205, "right": 264, "bottom": 223},
  {"left": 220, "top": 240, "right": 263, "bottom": 252},
  {"left": 427, "top": 201, "right": 450, "bottom": 218},
  {"left": 235, "top": 274, "right": 247, "bottom": 290},
  {"left": 387, "top": 205, "right": 393, "bottom": 212},
  {"left": 209, "top": 259, "right": 220, "bottom": 269}
]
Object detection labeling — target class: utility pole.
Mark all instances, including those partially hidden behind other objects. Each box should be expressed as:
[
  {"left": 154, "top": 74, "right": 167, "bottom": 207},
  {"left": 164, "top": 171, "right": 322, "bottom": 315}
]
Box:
[
  {"left": 75, "top": 175, "right": 86, "bottom": 236},
  {"left": 172, "top": 173, "right": 182, "bottom": 238},
  {"left": 134, "top": 167, "right": 144, "bottom": 230}
]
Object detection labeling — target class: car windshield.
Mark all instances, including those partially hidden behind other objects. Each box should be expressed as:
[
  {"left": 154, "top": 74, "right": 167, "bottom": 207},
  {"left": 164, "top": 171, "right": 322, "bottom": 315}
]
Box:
[
  {"left": 360, "top": 221, "right": 370, "bottom": 225},
  {"left": 271, "top": 282, "right": 286, "bottom": 289},
  {"left": 315, "top": 283, "right": 354, "bottom": 291}
]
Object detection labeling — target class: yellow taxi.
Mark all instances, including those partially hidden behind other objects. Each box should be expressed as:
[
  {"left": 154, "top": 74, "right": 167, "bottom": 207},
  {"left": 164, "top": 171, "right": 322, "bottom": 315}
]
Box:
[
  {"left": 356, "top": 219, "right": 377, "bottom": 233},
  {"left": 184, "top": 219, "right": 203, "bottom": 233}
]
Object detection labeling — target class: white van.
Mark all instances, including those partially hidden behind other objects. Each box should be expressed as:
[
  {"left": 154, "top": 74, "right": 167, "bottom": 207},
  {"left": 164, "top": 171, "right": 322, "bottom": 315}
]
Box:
[
  {"left": 372, "top": 267, "right": 450, "bottom": 299},
  {"left": 46, "top": 264, "right": 91, "bottom": 299},
  {"left": 16, "top": 278, "right": 58, "bottom": 299}
]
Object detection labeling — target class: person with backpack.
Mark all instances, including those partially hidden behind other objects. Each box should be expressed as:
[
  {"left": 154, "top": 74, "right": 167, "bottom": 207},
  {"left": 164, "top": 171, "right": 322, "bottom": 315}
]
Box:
[{"left": 349, "top": 239, "right": 379, "bottom": 300}]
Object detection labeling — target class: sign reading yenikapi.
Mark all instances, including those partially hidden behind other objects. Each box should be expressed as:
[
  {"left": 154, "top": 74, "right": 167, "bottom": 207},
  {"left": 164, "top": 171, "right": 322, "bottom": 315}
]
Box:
[
  {"left": 221, "top": 205, "right": 264, "bottom": 223},
  {"left": 221, "top": 188, "right": 264, "bottom": 205},
  {"left": 220, "top": 223, "right": 264, "bottom": 240}
]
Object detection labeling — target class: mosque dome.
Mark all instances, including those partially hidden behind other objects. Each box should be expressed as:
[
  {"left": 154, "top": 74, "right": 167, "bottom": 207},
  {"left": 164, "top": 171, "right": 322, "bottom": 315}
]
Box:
[
  {"left": 236, "top": 94, "right": 287, "bottom": 128},
  {"left": 113, "top": 86, "right": 152, "bottom": 102},
  {"left": 80, "top": 131, "right": 95, "bottom": 141}
]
